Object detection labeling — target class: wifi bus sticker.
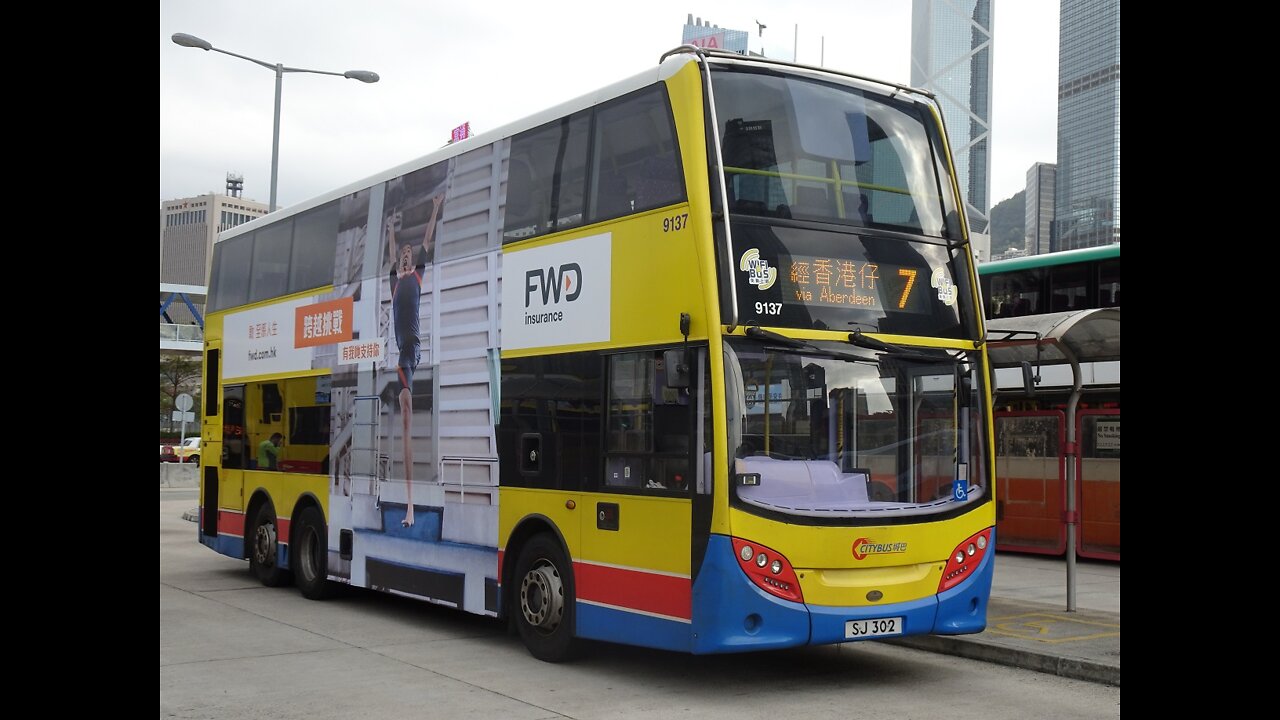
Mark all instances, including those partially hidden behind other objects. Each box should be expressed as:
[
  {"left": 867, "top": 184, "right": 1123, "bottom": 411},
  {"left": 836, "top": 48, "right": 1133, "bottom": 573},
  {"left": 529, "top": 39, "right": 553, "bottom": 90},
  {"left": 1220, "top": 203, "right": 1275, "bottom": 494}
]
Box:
[{"left": 740, "top": 248, "right": 777, "bottom": 290}]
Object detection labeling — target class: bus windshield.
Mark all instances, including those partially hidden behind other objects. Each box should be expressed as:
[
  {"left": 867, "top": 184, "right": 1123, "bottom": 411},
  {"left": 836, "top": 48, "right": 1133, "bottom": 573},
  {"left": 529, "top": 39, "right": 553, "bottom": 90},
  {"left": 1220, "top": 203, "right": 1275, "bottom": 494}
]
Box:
[
  {"left": 713, "top": 67, "right": 960, "bottom": 240},
  {"left": 724, "top": 337, "right": 985, "bottom": 520}
]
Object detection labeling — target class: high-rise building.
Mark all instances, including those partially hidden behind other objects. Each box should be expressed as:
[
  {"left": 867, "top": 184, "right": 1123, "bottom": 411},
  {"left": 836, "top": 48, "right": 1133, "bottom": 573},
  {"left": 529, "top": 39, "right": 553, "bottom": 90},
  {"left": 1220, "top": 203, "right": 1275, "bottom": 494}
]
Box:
[
  {"left": 682, "top": 14, "right": 749, "bottom": 54},
  {"left": 911, "top": 0, "right": 993, "bottom": 234},
  {"left": 160, "top": 182, "right": 267, "bottom": 286},
  {"left": 1025, "top": 162, "right": 1056, "bottom": 255},
  {"left": 1054, "top": 0, "right": 1120, "bottom": 250},
  {"left": 160, "top": 176, "right": 268, "bottom": 322}
]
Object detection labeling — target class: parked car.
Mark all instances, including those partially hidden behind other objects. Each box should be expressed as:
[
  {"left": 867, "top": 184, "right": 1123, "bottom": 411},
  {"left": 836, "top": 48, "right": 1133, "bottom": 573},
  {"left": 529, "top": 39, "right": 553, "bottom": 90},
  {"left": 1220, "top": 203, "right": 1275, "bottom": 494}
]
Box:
[
  {"left": 160, "top": 445, "right": 179, "bottom": 463},
  {"left": 176, "top": 436, "right": 201, "bottom": 465}
]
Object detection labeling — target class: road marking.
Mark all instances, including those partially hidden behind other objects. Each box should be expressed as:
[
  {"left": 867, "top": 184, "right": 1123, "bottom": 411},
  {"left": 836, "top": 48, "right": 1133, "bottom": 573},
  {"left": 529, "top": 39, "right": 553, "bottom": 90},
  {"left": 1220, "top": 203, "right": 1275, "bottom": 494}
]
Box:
[{"left": 987, "top": 612, "right": 1120, "bottom": 644}]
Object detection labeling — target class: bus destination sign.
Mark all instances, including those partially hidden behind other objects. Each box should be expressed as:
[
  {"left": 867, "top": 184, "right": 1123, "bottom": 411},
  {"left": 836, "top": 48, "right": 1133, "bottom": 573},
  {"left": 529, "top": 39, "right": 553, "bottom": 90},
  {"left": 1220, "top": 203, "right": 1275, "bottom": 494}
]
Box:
[{"left": 775, "top": 253, "right": 931, "bottom": 315}]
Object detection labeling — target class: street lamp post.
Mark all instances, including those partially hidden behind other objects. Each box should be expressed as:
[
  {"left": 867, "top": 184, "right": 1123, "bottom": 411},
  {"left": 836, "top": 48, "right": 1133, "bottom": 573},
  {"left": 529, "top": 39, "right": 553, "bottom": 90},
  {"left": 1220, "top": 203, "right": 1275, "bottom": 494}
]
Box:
[{"left": 171, "top": 33, "right": 379, "bottom": 212}]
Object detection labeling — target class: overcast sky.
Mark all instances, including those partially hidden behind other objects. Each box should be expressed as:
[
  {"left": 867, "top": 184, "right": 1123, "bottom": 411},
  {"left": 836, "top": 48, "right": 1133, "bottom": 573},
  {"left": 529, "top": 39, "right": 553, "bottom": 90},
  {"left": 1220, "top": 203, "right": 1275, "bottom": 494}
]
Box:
[{"left": 160, "top": 0, "right": 1058, "bottom": 210}]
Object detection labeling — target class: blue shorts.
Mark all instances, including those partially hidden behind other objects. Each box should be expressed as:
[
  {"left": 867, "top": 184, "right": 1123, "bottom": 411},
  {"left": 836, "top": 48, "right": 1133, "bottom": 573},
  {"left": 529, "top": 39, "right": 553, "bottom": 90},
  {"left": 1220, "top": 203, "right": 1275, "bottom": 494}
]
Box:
[{"left": 396, "top": 345, "right": 420, "bottom": 393}]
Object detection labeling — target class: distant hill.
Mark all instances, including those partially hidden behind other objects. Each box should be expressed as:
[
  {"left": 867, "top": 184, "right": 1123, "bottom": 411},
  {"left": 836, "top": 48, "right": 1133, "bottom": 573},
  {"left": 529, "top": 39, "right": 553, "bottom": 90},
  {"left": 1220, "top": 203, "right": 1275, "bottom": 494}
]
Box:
[{"left": 989, "top": 190, "right": 1025, "bottom": 256}]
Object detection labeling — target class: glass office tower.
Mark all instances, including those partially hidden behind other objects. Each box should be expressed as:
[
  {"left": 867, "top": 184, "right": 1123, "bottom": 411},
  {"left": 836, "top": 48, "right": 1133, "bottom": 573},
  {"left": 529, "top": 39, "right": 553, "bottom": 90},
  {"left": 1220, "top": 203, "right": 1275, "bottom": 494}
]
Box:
[
  {"left": 911, "top": 0, "right": 993, "bottom": 234},
  {"left": 1054, "top": 0, "right": 1120, "bottom": 250}
]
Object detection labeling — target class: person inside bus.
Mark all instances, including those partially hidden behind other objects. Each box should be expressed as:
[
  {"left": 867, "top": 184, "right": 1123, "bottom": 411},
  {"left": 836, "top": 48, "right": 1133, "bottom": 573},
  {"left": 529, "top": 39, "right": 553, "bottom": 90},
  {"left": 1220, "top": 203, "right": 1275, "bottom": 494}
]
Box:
[
  {"left": 257, "top": 433, "right": 283, "bottom": 471},
  {"left": 386, "top": 193, "right": 444, "bottom": 527}
]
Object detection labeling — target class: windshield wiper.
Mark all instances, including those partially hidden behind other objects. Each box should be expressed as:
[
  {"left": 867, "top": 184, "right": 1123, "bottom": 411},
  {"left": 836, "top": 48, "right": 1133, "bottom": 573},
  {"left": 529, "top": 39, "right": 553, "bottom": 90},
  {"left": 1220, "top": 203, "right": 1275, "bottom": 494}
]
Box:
[
  {"left": 847, "top": 330, "right": 963, "bottom": 363},
  {"left": 745, "top": 326, "right": 810, "bottom": 349},
  {"left": 744, "top": 327, "right": 878, "bottom": 363}
]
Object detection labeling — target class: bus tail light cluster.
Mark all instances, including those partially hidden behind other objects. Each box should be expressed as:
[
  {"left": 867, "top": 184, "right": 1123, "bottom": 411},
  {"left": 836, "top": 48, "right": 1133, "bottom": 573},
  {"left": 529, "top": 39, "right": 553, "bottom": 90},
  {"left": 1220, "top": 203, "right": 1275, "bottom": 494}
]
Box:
[
  {"left": 938, "top": 529, "right": 992, "bottom": 592},
  {"left": 731, "top": 537, "right": 804, "bottom": 603}
]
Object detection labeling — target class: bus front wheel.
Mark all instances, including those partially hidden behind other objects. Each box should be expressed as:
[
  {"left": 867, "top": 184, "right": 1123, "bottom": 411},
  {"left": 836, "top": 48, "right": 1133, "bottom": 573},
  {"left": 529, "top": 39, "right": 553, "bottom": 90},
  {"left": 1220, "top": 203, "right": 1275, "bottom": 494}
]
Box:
[
  {"left": 513, "top": 534, "right": 579, "bottom": 662},
  {"left": 293, "top": 505, "right": 335, "bottom": 600},
  {"left": 249, "top": 501, "right": 293, "bottom": 587}
]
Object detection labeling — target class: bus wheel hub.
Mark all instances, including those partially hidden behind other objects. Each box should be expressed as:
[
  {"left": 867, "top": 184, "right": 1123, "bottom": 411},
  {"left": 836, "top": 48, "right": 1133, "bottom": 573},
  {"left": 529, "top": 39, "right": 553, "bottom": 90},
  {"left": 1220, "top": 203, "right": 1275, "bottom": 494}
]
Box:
[
  {"left": 520, "top": 562, "right": 564, "bottom": 630},
  {"left": 254, "top": 523, "right": 276, "bottom": 566}
]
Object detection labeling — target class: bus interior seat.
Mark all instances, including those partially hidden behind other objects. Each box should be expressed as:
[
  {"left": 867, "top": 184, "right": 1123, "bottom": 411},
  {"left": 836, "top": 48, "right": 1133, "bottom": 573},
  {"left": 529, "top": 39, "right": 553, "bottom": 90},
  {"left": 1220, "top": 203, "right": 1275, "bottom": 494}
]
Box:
[
  {"left": 727, "top": 169, "right": 771, "bottom": 214},
  {"left": 594, "top": 170, "right": 631, "bottom": 217},
  {"left": 503, "top": 160, "right": 543, "bottom": 235},
  {"left": 654, "top": 405, "right": 690, "bottom": 453},
  {"left": 634, "top": 152, "right": 680, "bottom": 208},
  {"left": 792, "top": 185, "right": 831, "bottom": 217},
  {"left": 728, "top": 180, "right": 768, "bottom": 215},
  {"left": 841, "top": 189, "right": 871, "bottom": 224}
]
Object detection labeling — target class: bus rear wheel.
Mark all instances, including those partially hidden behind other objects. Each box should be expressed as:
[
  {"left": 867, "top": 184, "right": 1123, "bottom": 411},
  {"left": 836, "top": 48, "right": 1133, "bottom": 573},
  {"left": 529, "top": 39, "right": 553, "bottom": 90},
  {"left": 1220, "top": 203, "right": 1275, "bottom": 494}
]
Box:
[
  {"left": 513, "top": 534, "right": 578, "bottom": 662},
  {"left": 249, "top": 501, "right": 293, "bottom": 587},
  {"left": 294, "top": 505, "right": 335, "bottom": 600}
]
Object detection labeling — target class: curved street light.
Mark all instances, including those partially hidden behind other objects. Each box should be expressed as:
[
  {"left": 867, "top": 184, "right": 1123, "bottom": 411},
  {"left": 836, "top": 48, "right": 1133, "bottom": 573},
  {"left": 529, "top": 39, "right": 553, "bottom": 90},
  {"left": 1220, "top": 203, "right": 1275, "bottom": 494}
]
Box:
[{"left": 171, "top": 33, "right": 379, "bottom": 212}]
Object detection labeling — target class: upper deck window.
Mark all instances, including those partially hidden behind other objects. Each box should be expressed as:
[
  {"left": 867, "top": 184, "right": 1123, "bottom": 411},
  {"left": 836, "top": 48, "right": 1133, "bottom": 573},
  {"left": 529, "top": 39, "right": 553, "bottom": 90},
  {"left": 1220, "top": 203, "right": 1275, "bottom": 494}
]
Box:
[{"left": 712, "top": 68, "right": 959, "bottom": 240}]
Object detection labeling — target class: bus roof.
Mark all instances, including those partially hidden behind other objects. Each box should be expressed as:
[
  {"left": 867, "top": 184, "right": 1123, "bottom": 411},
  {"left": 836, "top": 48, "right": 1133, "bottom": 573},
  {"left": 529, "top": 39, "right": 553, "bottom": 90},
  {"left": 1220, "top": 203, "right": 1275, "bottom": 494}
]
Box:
[
  {"left": 216, "top": 54, "right": 692, "bottom": 243},
  {"left": 217, "top": 47, "right": 939, "bottom": 245},
  {"left": 977, "top": 244, "right": 1119, "bottom": 275}
]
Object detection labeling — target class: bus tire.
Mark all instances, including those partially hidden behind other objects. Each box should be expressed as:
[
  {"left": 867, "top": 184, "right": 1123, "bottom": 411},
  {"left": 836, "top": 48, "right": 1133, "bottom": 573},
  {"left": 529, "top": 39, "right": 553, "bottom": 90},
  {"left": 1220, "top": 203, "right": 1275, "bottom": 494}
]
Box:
[
  {"left": 249, "top": 501, "right": 292, "bottom": 587},
  {"left": 512, "top": 533, "right": 579, "bottom": 662},
  {"left": 294, "top": 505, "right": 335, "bottom": 600}
]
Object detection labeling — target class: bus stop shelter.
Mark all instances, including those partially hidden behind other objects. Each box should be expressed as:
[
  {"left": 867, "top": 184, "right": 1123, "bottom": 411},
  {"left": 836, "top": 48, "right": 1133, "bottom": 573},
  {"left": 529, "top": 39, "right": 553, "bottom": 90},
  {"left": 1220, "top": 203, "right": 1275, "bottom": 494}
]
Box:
[{"left": 985, "top": 307, "right": 1120, "bottom": 611}]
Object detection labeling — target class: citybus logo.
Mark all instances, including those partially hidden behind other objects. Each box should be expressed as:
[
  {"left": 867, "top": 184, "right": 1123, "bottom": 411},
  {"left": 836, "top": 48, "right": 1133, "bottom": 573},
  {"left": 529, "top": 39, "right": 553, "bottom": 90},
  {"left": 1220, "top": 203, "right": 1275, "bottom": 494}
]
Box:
[
  {"left": 851, "top": 537, "right": 908, "bottom": 560},
  {"left": 525, "top": 264, "right": 582, "bottom": 308}
]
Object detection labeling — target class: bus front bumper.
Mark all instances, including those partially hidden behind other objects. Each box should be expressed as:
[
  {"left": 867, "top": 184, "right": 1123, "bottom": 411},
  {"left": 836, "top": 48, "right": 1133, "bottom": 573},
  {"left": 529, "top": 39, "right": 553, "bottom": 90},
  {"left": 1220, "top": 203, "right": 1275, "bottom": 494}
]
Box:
[{"left": 691, "top": 534, "right": 994, "bottom": 653}]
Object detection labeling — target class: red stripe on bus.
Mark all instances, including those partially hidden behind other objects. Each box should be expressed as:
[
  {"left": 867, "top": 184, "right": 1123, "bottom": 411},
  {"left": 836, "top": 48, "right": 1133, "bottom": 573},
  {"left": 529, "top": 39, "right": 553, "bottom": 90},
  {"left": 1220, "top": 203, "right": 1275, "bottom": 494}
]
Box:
[
  {"left": 216, "top": 511, "right": 290, "bottom": 542},
  {"left": 218, "top": 510, "right": 245, "bottom": 536},
  {"left": 574, "top": 562, "right": 691, "bottom": 620}
]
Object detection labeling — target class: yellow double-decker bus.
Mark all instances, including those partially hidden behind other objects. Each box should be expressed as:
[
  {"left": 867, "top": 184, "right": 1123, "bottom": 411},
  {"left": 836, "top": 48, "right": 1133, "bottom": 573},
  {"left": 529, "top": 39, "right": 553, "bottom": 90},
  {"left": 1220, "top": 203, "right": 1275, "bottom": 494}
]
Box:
[{"left": 197, "top": 47, "right": 995, "bottom": 661}]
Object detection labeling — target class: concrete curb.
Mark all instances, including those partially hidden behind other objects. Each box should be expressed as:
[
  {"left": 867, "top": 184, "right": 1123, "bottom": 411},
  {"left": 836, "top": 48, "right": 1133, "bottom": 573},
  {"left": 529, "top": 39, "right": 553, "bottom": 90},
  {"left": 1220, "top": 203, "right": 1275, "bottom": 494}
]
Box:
[
  {"left": 160, "top": 464, "right": 200, "bottom": 488},
  {"left": 884, "top": 634, "right": 1120, "bottom": 687}
]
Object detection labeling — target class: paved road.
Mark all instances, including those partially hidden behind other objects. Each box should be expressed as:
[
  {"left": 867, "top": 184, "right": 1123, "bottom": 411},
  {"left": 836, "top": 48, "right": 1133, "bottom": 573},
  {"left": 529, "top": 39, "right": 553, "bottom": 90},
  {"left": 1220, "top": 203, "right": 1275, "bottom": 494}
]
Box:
[{"left": 161, "top": 497, "right": 1120, "bottom": 719}]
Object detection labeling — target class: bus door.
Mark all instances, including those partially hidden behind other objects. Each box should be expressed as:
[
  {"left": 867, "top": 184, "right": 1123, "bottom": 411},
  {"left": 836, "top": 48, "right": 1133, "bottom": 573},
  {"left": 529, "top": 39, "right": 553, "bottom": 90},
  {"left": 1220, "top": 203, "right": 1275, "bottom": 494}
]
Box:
[
  {"left": 201, "top": 345, "right": 223, "bottom": 540},
  {"left": 219, "top": 384, "right": 248, "bottom": 522},
  {"left": 993, "top": 410, "right": 1066, "bottom": 554},
  {"left": 1077, "top": 410, "right": 1119, "bottom": 560},
  {"left": 577, "top": 349, "right": 696, "bottom": 650}
]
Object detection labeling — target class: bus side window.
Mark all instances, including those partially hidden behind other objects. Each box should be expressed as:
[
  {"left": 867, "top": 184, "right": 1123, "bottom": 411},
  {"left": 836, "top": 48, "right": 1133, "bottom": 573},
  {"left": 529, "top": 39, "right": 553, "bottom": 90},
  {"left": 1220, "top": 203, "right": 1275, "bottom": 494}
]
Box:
[
  {"left": 502, "top": 159, "right": 540, "bottom": 241},
  {"left": 589, "top": 85, "right": 685, "bottom": 224},
  {"left": 503, "top": 111, "right": 590, "bottom": 243}
]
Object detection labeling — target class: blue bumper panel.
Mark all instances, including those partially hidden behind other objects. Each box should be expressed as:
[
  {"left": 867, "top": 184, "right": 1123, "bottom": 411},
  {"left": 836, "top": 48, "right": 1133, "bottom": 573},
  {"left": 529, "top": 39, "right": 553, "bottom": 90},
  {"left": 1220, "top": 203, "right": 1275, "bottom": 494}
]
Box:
[
  {"left": 808, "top": 593, "right": 939, "bottom": 645},
  {"left": 690, "top": 535, "right": 810, "bottom": 654},
  {"left": 691, "top": 532, "right": 996, "bottom": 651},
  {"left": 576, "top": 602, "right": 691, "bottom": 653},
  {"left": 202, "top": 532, "right": 245, "bottom": 561},
  {"left": 933, "top": 530, "right": 996, "bottom": 635}
]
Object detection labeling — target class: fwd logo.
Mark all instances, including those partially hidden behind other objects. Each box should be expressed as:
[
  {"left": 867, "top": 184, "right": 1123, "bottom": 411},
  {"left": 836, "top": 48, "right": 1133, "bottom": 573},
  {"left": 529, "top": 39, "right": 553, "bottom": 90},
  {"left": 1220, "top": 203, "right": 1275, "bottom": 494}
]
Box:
[
  {"left": 503, "top": 233, "right": 610, "bottom": 346},
  {"left": 525, "top": 264, "right": 582, "bottom": 308}
]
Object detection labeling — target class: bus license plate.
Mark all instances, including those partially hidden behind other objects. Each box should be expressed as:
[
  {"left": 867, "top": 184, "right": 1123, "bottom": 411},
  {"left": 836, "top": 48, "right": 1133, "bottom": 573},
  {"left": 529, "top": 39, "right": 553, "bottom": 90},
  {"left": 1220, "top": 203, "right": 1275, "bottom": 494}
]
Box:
[{"left": 845, "top": 617, "right": 903, "bottom": 639}]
